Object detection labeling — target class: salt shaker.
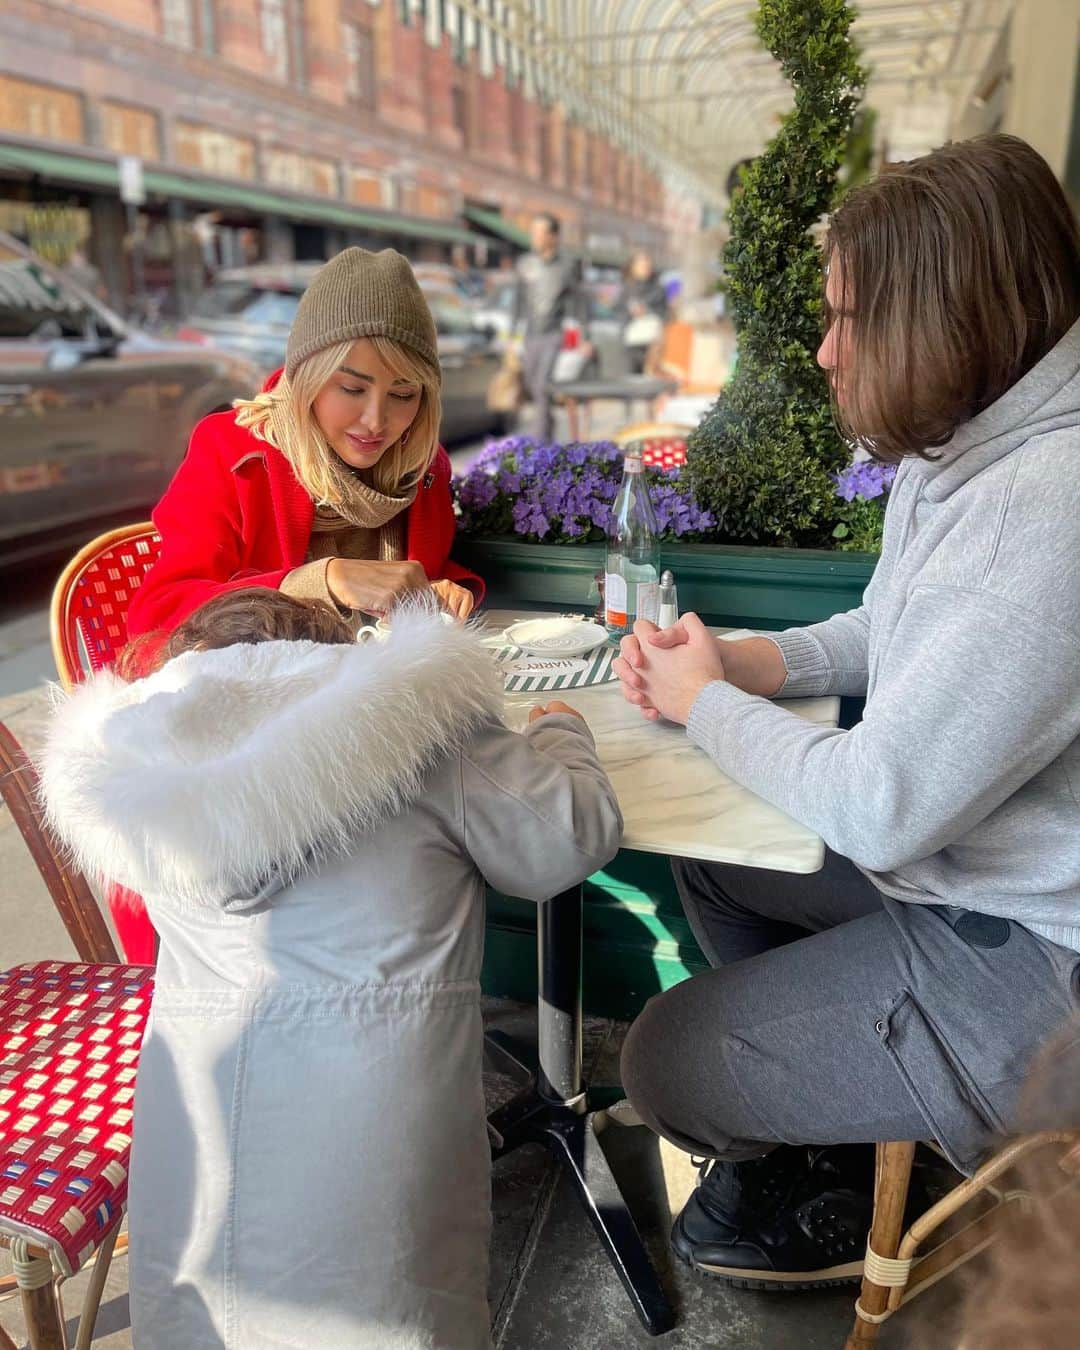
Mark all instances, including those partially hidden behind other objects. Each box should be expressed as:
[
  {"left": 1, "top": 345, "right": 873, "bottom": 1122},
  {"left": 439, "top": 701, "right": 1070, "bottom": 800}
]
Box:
[{"left": 657, "top": 569, "right": 679, "bottom": 628}]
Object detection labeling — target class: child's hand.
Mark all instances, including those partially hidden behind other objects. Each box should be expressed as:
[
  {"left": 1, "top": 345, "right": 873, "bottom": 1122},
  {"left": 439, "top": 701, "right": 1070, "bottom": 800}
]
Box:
[{"left": 528, "top": 700, "right": 586, "bottom": 724}]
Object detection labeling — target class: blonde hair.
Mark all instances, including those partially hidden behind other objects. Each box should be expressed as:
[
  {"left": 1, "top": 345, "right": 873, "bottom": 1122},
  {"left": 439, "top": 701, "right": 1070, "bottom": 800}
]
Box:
[{"left": 233, "top": 336, "right": 442, "bottom": 502}]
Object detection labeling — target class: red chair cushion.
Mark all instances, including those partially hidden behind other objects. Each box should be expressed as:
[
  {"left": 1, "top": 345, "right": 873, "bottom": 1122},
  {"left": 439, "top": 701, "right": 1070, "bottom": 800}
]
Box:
[
  {"left": 0, "top": 961, "right": 153, "bottom": 1275},
  {"left": 639, "top": 437, "right": 688, "bottom": 470},
  {"left": 71, "top": 536, "right": 161, "bottom": 676}
]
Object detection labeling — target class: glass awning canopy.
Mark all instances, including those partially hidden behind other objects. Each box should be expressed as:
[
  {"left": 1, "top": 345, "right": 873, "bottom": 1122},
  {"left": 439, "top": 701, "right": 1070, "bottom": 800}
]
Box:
[{"left": 448, "top": 0, "right": 1014, "bottom": 204}]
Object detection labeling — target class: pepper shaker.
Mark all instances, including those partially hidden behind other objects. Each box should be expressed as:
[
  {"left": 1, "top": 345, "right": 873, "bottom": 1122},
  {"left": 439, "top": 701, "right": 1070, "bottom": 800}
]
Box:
[{"left": 657, "top": 569, "right": 679, "bottom": 628}]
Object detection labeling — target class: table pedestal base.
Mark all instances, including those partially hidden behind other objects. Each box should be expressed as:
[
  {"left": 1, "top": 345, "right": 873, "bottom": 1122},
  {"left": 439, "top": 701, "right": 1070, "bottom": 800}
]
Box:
[{"left": 485, "top": 896, "right": 675, "bottom": 1338}]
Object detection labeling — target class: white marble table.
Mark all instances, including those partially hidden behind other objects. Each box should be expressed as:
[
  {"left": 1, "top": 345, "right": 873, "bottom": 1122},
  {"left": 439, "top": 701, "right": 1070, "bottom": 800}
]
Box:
[
  {"left": 479, "top": 609, "right": 840, "bottom": 1334},
  {"left": 485, "top": 608, "right": 840, "bottom": 874}
]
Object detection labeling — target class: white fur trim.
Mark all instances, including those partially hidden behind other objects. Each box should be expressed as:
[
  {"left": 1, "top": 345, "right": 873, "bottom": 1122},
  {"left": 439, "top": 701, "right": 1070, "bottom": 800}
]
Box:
[{"left": 39, "top": 608, "right": 503, "bottom": 907}]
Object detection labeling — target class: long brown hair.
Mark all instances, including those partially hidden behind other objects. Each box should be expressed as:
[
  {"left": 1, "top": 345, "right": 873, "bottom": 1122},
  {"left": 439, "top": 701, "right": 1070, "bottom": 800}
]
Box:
[{"left": 824, "top": 134, "right": 1080, "bottom": 461}]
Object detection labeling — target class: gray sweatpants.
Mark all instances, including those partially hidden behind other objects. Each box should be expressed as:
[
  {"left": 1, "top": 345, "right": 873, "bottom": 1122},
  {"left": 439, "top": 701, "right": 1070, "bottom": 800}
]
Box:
[
  {"left": 620, "top": 851, "right": 1080, "bottom": 1175},
  {"left": 522, "top": 330, "right": 563, "bottom": 442}
]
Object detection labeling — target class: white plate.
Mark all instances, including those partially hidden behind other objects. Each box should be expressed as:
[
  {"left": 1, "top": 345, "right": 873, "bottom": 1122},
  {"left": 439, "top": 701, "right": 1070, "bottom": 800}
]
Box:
[{"left": 504, "top": 617, "right": 610, "bottom": 657}]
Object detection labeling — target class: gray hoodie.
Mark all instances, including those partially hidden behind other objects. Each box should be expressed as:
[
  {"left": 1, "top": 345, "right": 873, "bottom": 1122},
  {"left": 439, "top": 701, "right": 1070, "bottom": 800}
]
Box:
[{"left": 688, "top": 317, "right": 1080, "bottom": 950}]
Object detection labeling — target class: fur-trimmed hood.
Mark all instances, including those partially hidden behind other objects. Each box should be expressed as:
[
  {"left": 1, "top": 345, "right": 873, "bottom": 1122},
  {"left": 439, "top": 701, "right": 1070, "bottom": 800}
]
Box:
[{"left": 40, "top": 609, "right": 504, "bottom": 908}]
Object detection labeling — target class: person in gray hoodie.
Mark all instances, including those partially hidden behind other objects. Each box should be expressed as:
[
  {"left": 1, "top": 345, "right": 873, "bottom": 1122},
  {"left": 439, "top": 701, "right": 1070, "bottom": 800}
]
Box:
[
  {"left": 612, "top": 134, "right": 1080, "bottom": 1290},
  {"left": 40, "top": 589, "right": 622, "bottom": 1349}
]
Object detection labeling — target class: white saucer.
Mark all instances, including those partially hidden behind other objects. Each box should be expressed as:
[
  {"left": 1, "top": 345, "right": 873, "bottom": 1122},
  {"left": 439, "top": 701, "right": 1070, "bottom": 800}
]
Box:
[{"left": 504, "top": 617, "right": 609, "bottom": 657}]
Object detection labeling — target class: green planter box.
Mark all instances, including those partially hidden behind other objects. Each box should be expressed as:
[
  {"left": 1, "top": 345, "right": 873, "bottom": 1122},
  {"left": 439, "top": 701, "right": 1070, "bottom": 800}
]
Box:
[
  {"left": 462, "top": 535, "right": 878, "bottom": 1019},
  {"left": 456, "top": 537, "right": 877, "bottom": 630}
]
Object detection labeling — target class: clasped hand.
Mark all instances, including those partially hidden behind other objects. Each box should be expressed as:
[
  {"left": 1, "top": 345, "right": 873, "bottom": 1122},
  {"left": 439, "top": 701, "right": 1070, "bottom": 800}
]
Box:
[{"left": 612, "top": 613, "right": 727, "bottom": 725}]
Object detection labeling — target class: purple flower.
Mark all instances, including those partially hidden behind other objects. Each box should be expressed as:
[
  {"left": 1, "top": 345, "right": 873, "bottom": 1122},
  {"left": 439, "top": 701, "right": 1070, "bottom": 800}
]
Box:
[
  {"left": 457, "top": 473, "right": 498, "bottom": 510},
  {"left": 453, "top": 437, "right": 713, "bottom": 544},
  {"left": 834, "top": 459, "right": 897, "bottom": 503}
]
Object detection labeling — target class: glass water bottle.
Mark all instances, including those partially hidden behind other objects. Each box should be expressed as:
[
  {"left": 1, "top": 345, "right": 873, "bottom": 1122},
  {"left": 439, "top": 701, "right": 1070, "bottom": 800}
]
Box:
[{"left": 605, "top": 447, "right": 660, "bottom": 637}]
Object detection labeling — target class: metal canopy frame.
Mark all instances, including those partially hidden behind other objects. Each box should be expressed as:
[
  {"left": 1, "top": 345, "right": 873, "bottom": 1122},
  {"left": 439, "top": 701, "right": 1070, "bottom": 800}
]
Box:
[{"left": 439, "top": 1, "right": 1015, "bottom": 204}]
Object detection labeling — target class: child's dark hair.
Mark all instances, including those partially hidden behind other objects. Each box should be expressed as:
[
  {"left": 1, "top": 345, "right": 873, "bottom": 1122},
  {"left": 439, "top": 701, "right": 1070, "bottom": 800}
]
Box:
[{"left": 117, "top": 588, "right": 353, "bottom": 681}]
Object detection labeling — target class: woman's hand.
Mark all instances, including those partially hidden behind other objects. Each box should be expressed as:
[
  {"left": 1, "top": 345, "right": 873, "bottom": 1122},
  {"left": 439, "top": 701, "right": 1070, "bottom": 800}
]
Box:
[
  {"left": 612, "top": 614, "right": 728, "bottom": 724},
  {"left": 528, "top": 700, "right": 586, "bottom": 724},
  {"left": 326, "top": 558, "right": 431, "bottom": 614},
  {"left": 432, "top": 578, "right": 476, "bottom": 621}
]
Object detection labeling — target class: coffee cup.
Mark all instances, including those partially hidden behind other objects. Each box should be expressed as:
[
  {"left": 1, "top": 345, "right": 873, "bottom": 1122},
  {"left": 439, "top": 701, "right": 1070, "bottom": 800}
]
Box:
[{"left": 356, "top": 611, "right": 457, "bottom": 644}]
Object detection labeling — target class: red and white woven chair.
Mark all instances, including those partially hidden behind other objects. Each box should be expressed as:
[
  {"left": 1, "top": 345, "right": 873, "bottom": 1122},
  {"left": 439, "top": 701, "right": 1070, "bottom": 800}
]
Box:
[
  {"left": 0, "top": 722, "right": 153, "bottom": 1350},
  {"left": 611, "top": 422, "right": 690, "bottom": 470},
  {"left": 0, "top": 962, "right": 152, "bottom": 1350},
  {"left": 49, "top": 524, "right": 162, "bottom": 965},
  {"left": 50, "top": 523, "right": 161, "bottom": 691}
]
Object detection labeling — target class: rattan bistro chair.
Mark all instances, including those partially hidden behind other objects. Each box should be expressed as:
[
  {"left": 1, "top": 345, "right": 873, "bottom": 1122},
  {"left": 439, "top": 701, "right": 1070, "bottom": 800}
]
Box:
[
  {"left": 844, "top": 1133, "right": 1080, "bottom": 1346},
  {"left": 50, "top": 524, "right": 162, "bottom": 965},
  {"left": 50, "top": 523, "right": 161, "bottom": 691},
  {"left": 0, "top": 721, "right": 152, "bottom": 1350}
]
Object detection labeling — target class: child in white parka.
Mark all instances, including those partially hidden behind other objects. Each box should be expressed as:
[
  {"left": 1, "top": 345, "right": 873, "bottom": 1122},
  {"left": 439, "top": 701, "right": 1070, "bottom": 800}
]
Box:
[{"left": 41, "top": 588, "right": 622, "bottom": 1350}]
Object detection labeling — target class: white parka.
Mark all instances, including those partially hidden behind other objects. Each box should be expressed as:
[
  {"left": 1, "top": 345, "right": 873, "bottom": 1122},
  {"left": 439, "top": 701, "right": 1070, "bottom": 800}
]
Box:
[{"left": 40, "top": 610, "right": 623, "bottom": 1349}]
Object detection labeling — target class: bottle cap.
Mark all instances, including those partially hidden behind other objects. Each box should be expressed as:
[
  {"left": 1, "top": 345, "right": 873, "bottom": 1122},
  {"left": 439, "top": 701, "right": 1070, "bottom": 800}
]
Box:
[{"left": 660, "top": 569, "right": 674, "bottom": 586}]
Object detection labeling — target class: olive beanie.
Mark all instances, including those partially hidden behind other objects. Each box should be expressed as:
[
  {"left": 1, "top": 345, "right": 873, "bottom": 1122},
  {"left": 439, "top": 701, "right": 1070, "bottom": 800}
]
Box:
[{"left": 285, "top": 247, "right": 440, "bottom": 381}]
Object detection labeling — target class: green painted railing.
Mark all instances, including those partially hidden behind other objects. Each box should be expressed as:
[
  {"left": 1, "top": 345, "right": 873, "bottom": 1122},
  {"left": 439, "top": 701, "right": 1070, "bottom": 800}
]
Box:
[{"left": 458, "top": 537, "right": 877, "bottom": 631}]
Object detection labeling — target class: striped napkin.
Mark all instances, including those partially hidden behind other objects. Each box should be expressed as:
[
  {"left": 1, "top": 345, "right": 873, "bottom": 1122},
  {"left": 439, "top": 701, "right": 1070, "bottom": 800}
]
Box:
[{"left": 496, "top": 642, "right": 617, "bottom": 693}]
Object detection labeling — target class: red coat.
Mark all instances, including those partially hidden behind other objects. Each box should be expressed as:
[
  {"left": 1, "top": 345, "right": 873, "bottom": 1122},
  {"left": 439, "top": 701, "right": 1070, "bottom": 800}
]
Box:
[
  {"left": 114, "top": 392, "right": 482, "bottom": 964},
  {"left": 127, "top": 400, "right": 482, "bottom": 638}
]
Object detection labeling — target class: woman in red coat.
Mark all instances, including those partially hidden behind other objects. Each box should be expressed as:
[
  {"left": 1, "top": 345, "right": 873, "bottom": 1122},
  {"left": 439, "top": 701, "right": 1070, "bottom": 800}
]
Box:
[{"left": 116, "top": 246, "right": 484, "bottom": 959}]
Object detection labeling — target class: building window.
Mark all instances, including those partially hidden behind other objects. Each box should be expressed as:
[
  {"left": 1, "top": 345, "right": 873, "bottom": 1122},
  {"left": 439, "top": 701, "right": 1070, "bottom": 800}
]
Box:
[
  {"left": 175, "top": 121, "right": 257, "bottom": 178},
  {"left": 452, "top": 86, "right": 469, "bottom": 148},
  {"left": 261, "top": 0, "right": 290, "bottom": 81},
  {"left": 161, "top": 0, "right": 195, "bottom": 48},
  {"left": 0, "top": 75, "right": 85, "bottom": 144},
  {"left": 343, "top": 22, "right": 374, "bottom": 103},
  {"left": 264, "top": 148, "right": 338, "bottom": 195},
  {"left": 198, "top": 0, "right": 216, "bottom": 52},
  {"left": 101, "top": 102, "right": 161, "bottom": 160}
]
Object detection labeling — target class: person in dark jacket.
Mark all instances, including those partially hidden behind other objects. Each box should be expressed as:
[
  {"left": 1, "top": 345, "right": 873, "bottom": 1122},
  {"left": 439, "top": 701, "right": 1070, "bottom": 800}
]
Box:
[{"left": 616, "top": 251, "right": 669, "bottom": 374}]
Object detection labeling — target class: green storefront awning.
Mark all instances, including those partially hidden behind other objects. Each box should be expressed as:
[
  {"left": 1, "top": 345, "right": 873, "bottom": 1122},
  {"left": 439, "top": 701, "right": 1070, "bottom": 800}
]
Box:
[
  {"left": 143, "top": 169, "right": 482, "bottom": 246},
  {"left": 0, "top": 142, "right": 484, "bottom": 248},
  {"left": 464, "top": 205, "right": 530, "bottom": 249},
  {"left": 0, "top": 142, "right": 121, "bottom": 191}
]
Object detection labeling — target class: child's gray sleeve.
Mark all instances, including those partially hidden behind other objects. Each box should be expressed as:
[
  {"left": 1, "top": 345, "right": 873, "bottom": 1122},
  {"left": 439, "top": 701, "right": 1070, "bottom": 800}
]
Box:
[{"left": 460, "top": 714, "right": 623, "bottom": 900}]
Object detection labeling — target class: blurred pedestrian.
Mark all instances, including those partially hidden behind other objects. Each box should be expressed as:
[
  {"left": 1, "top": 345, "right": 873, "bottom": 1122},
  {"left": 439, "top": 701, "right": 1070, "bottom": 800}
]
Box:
[
  {"left": 512, "top": 213, "right": 591, "bottom": 442},
  {"left": 616, "top": 250, "right": 669, "bottom": 374}
]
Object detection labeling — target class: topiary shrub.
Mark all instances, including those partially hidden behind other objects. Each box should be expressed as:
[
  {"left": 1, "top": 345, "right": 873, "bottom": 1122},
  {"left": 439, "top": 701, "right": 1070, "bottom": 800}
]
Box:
[{"left": 686, "top": 0, "right": 866, "bottom": 548}]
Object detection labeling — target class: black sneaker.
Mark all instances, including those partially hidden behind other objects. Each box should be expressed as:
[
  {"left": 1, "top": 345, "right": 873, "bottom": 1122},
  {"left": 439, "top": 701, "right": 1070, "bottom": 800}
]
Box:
[
  {"left": 670, "top": 1144, "right": 818, "bottom": 1264},
  {"left": 671, "top": 1144, "right": 876, "bottom": 1291}
]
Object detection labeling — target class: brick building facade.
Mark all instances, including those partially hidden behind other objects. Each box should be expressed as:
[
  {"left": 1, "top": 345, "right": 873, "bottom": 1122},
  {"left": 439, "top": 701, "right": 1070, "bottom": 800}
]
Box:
[{"left": 0, "top": 0, "right": 691, "bottom": 312}]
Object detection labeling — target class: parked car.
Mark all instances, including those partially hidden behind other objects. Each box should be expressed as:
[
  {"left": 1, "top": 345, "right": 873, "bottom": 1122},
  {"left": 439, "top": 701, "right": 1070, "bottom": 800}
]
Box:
[
  {"left": 473, "top": 273, "right": 517, "bottom": 343},
  {"left": 410, "top": 262, "right": 484, "bottom": 300},
  {"left": 178, "top": 263, "right": 509, "bottom": 444},
  {"left": 0, "top": 231, "right": 260, "bottom": 566}
]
